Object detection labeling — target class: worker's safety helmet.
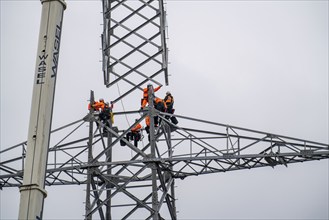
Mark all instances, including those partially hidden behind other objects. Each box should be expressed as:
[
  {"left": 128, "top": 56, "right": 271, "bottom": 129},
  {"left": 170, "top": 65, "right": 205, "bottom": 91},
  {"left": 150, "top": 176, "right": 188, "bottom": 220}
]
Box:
[
  {"left": 166, "top": 91, "right": 171, "bottom": 95},
  {"left": 105, "top": 102, "right": 109, "bottom": 106}
]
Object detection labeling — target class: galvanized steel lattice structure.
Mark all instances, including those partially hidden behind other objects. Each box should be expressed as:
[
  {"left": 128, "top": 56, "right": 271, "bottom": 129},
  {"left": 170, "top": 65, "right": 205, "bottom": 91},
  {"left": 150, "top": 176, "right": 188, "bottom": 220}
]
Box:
[{"left": 1, "top": 0, "right": 329, "bottom": 219}]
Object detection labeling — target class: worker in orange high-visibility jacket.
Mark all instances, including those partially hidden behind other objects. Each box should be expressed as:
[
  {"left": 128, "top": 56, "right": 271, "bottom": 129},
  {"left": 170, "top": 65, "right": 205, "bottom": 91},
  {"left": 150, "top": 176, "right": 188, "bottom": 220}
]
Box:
[
  {"left": 88, "top": 98, "right": 105, "bottom": 111},
  {"left": 99, "top": 102, "right": 115, "bottom": 135},
  {"left": 93, "top": 98, "right": 105, "bottom": 111},
  {"left": 126, "top": 119, "right": 142, "bottom": 147},
  {"left": 154, "top": 97, "right": 167, "bottom": 112},
  {"left": 99, "top": 102, "right": 114, "bottom": 125},
  {"left": 164, "top": 91, "right": 178, "bottom": 125},
  {"left": 141, "top": 84, "right": 162, "bottom": 109},
  {"left": 153, "top": 97, "right": 167, "bottom": 126},
  {"left": 164, "top": 91, "right": 174, "bottom": 114},
  {"left": 131, "top": 123, "right": 142, "bottom": 133}
]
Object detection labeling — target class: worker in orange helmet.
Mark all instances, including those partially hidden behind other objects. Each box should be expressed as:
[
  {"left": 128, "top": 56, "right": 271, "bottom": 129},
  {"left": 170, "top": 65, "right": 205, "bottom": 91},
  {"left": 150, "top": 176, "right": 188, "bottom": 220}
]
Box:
[{"left": 141, "top": 84, "right": 162, "bottom": 109}]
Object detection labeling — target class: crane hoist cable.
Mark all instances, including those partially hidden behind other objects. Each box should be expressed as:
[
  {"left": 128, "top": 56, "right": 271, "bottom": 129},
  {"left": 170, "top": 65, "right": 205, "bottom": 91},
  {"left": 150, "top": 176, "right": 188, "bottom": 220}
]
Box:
[
  {"left": 114, "top": 75, "right": 131, "bottom": 128},
  {"left": 114, "top": 75, "right": 136, "bottom": 157}
]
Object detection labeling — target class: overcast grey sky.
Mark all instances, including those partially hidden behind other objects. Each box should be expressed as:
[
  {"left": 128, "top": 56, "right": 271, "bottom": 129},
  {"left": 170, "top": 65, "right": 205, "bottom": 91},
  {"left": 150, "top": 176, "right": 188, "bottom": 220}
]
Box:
[{"left": 1, "top": 0, "right": 328, "bottom": 219}]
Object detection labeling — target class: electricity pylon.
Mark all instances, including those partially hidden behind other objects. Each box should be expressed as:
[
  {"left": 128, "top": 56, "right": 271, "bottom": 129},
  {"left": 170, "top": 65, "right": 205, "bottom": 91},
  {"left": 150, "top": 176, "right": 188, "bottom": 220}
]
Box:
[{"left": 0, "top": 0, "right": 328, "bottom": 219}]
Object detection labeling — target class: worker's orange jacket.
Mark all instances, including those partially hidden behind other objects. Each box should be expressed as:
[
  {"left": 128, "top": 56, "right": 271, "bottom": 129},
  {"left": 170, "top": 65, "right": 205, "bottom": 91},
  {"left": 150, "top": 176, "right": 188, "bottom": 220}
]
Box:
[
  {"left": 131, "top": 123, "right": 142, "bottom": 132},
  {"left": 141, "top": 86, "right": 161, "bottom": 108},
  {"left": 154, "top": 97, "right": 166, "bottom": 105},
  {"left": 91, "top": 101, "right": 105, "bottom": 111},
  {"left": 143, "top": 85, "right": 161, "bottom": 98},
  {"left": 154, "top": 97, "right": 167, "bottom": 112}
]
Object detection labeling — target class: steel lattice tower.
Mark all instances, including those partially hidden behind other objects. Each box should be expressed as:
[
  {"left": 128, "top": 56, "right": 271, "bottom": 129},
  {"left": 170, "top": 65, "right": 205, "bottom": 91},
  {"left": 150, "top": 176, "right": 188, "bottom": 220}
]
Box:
[{"left": 1, "top": 1, "right": 328, "bottom": 219}]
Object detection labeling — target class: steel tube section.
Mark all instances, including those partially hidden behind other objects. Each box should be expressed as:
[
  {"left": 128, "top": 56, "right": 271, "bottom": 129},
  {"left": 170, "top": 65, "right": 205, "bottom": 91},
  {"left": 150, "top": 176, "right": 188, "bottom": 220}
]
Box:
[
  {"left": 147, "top": 85, "right": 159, "bottom": 220},
  {"left": 160, "top": 112, "right": 329, "bottom": 147},
  {"left": 92, "top": 117, "right": 148, "bottom": 162},
  {"left": 49, "top": 149, "right": 329, "bottom": 169},
  {"left": 102, "top": 0, "right": 111, "bottom": 85},
  {"left": 111, "top": 69, "right": 164, "bottom": 104},
  {"left": 109, "top": 31, "right": 163, "bottom": 79},
  {"left": 90, "top": 179, "right": 105, "bottom": 219},
  {"left": 107, "top": 11, "right": 159, "bottom": 50},
  {"left": 109, "top": 23, "right": 162, "bottom": 62},
  {"left": 2, "top": 149, "right": 327, "bottom": 182},
  {"left": 107, "top": 49, "right": 163, "bottom": 87},
  {"left": 122, "top": 2, "right": 161, "bottom": 28},
  {"left": 50, "top": 118, "right": 85, "bottom": 133},
  {"left": 18, "top": 0, "right": 66, "bottom": 219},
  {"left": 87, "top": 166, "right": 151, "bottom": 217},
  {"left": 50, "top": 120, "right": 86, "bottom": 150},
  {"left": 0, "top": 141, "right": 27, "bottom": 154},
  {"left": 85, "top": 91, "right": 95, "bottom": 220},
  {"left": 1, "top": 150, "right": 328, "bottom": 188},
  {"left": 106, "top": 105, "right": 113, "bottom": 219},
  {"left": 158, "top": 0, "right": 169, "bottom": 85},
  {"left": 109, "top": 0, "right": 155, "bottom": 32}
]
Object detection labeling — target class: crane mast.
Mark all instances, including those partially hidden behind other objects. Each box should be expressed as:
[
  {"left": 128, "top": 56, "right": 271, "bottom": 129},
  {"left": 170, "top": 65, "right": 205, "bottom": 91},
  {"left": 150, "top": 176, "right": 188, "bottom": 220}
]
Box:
[{"left": 18, "top": 0, "right": 66, "bottom": 219}]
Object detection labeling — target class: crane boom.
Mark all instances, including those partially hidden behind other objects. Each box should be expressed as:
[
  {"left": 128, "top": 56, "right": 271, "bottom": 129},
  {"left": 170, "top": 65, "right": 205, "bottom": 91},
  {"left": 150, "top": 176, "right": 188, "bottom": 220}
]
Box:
[{"left": 18, "top": 0, "right": 66, "bottom": 219}]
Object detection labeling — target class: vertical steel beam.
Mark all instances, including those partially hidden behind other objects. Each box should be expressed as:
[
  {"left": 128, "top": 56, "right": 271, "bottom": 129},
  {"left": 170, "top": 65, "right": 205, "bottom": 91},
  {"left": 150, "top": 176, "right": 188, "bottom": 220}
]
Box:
[
  {"left": 85, "top": 91, "right": 95, "bottom": 220},
  {"left": 159, "top": 0, "right": 169, "bottom": 86},
  {"left": 167, "top": 125, "right": 177, "bottom": 219},
  {"left": 101, "top": 0, "right": 111, "bottom": 85},
  {"left": 106, "top": 112, "right": 113, "bottom": 219},
  {"left": 147, "top": 84, "right": 159, "bottom": 220},
  {"left": 18, "top": 1, "right": 66, "bottom": 219}
]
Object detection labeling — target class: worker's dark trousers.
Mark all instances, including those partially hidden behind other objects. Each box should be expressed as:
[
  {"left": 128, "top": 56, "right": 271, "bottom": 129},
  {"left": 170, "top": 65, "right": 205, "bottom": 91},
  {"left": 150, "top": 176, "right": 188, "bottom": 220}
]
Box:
[{"left": 126, "top": 132, "right": 140, "bottom": 147}]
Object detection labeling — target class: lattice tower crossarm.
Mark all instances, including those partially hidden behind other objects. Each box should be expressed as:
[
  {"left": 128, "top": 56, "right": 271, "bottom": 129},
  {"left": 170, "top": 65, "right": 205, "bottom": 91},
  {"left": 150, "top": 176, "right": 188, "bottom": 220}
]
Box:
[{"left": 1, "top": 107, "right": 328, "bottom": 219}]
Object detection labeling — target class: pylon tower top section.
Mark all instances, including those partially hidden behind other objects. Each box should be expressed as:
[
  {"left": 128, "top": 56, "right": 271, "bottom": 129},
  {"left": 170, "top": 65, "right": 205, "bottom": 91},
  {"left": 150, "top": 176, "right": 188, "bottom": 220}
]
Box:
[{"left": 101, "top": 0, "right": 168, "bottom": 103}]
